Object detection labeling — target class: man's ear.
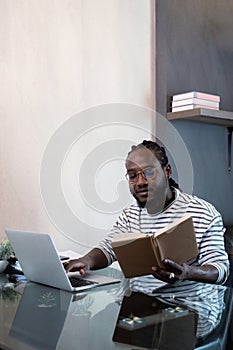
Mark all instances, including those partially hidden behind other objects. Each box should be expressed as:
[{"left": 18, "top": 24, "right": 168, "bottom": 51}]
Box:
[{"left": 165, "top": 164, "right": 172, "bottom": 179}]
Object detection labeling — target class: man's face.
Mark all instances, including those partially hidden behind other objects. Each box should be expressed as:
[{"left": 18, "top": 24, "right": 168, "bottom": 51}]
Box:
[{"left": 125, "top": 148, "right": 171, "bottom": 212}]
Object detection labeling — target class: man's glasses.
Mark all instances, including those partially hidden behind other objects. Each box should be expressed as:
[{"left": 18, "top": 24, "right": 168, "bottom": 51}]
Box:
[{"left": 125, "top": 166, "right": 159, "bottom": 183}]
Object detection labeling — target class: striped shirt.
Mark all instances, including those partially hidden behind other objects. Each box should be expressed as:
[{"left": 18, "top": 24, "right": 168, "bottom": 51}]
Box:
[{"left": 98, "top": 188, "right": 229, "bottom": 294}]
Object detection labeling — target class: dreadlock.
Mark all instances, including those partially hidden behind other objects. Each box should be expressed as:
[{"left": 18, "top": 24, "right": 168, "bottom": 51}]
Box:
[{"left": 126, "top": 140, "right": 179, "bottom": 189}]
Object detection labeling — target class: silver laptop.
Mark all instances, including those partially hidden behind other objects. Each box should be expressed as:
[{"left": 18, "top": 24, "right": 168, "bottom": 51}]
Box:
[{"left": 5, "top": 229, "right": 121, "bottom": 292}]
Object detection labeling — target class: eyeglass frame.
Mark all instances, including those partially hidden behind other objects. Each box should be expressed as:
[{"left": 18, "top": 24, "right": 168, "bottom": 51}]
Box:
[{"left": 125, "top": 165, "right": 161, "bottom": 183}]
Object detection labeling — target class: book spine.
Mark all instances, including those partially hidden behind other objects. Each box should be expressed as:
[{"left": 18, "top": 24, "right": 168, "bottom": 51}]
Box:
[
  {"left": 150, "top": 237, "right": 161, "bottom": 267},
  {"left": 172, "top": 91, "right": 220, "bottom": 102},
  {"left": 172, "top": 104, "right": 219, "bottom": 112},
  {"left": 172, "top": 98, "right": 219, "bottom": 108}
]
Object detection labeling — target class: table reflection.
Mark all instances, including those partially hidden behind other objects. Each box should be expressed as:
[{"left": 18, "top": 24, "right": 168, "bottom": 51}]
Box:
[
  {"left": 113, "top": 280, "right": 232, "bottom": 350},
  {"left": 9, "top": 283, "right": 83, "bottom": 349},
  {"left": 0, "top": 272, "right": 232, "bottom": 350},
  {"left": 152, "top": 280, "right": 226, "bottom": 338}
]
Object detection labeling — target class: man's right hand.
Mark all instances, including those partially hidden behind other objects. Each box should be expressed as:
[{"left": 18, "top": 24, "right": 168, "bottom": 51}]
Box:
[
  {"left": 64, "top": 258, "right": 90, "bottom": 275},
  {"left": 63, "top": 248, "right": 109, "bottom": 275}
]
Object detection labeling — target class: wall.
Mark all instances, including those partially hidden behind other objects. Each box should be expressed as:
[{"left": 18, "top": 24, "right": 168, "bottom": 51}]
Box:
[
  {"left": 156, "top": 0, "right": 233, "bottom": 225},
  {"left": 0, "top": 0, "right": 155, "bottom": 252}
]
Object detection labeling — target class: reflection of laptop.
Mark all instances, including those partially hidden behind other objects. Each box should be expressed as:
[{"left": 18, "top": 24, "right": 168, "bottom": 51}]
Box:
[
  {"left": 10, "top": 282, "right": 86, "bottom": 350},
  {"left": 6, "top": 229, "right": 120, "bottom": 292}
]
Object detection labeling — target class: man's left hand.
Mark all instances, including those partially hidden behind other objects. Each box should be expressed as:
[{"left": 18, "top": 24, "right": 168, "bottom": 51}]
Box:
[{"left": 152, "top": 259, "right": 190, "bottom": 283}]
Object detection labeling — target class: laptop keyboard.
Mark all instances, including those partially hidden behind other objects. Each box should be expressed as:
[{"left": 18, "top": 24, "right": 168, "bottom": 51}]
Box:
[{"left": 69, "top": 276, "right": 98, "bottom": 287}]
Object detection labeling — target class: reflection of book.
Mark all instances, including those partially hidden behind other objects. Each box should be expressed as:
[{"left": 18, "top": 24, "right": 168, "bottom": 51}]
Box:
[
  {"left": 172, "top": 104, "right": 219, "bottom": 112},
  {"left": 172, "top": 91, "right": 220, "bottom": 102},
  {"left": 172, "top": 98, "right": 219, "bottom": 108},
  {"left": 111, "top": 215, "right": 198, "bottom": 278},
  {"left": 113, "top": 292, "right": 196, "bottom": 350}
]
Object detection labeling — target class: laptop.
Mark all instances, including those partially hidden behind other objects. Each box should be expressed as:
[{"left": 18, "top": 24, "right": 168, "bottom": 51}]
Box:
[{"left": 5, "top": 229, "right": 121, "bottom": 292}]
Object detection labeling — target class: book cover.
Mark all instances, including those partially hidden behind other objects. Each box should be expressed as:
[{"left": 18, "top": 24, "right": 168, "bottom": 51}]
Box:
[
  {"left": 172, "top": 91, "right": 220, "bottom": 103},
  {"left": 111, "top": 215, "right": 198, "bottom": 278},
  {"left": 172, "top": 104, "right": 219, "bottom": 112},
  {"left": 172, "top": 98, "right": 219, "bottom": 108}
]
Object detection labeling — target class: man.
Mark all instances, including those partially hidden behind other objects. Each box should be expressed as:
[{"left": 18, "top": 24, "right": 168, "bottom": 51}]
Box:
[{"left": 65, "top": 140, "right": 229, "bottom": 293}]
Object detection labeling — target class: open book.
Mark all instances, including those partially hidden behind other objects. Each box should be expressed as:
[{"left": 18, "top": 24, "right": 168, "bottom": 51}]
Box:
[{"left": 111, "top": 215, "right": 198, "bottom": 278}]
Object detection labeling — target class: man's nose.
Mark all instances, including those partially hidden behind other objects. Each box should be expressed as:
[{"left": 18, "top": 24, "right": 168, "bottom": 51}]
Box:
[{"left": 136, "top": 172, "right": 148, "bottom": 185}]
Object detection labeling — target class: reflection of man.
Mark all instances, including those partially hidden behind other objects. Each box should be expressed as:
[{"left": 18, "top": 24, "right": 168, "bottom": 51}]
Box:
[
  {"left": 66, "top": 140, "right": 229, "bottom": 293},
  {"left": 152, "top": 280, "right": 226, "bottom": 338}
]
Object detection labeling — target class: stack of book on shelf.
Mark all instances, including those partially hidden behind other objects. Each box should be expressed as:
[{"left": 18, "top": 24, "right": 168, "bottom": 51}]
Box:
[{"left": 171, "top": 91, "right": 220, "bottom": 112}]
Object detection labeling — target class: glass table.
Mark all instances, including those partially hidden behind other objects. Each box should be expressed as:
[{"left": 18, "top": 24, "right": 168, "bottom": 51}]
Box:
[{"left": 0, "top": 267, "right": 232, "bottom": 350}]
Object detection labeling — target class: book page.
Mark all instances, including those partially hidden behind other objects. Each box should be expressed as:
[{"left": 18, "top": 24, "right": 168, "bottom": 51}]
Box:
[
  {"left": 154, "top": 216, "right": 198, "bottom": 266},
  {"left": 111, "top": 232, "right": 145, "bottom": 246},
  {"left": 153, "top": 215, "right": 192, "bottom": 238}
]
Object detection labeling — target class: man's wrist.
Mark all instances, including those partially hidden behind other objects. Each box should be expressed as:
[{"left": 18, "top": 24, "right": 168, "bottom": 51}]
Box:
[{"left": 186, "top": 264, "right": 219, "bottom": 283}]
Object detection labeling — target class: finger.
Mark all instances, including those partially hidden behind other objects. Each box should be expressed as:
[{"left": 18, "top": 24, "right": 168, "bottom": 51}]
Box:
[
  {"left": 163, "top": 259, "right": 182, "bottom": 273},
  {"left": 152, "top": 266, "right": 159, "bottom": 273},
  {"left": 152, "top": 267, "right": 174, "bottom": 283},
  {"left": 79, "top": 268, "right": 86, "bottom": 275},
  {"left": 62, "top": 261, "right": 69, "bottom": 270},
  {"left": 64, "top": 263, "right": 72, "bottom": 272},
  {"left": 152, "top": 266, "right": 166, "bottom": 279},
  {"left": 153, "top": 265, "right": 180, "bottom": 283},
  {"left": 66, "top": 260, "right": 87, "bottom": 274},
  {"left": 65, "top": 261, "right": 78, "bottom": 272}
]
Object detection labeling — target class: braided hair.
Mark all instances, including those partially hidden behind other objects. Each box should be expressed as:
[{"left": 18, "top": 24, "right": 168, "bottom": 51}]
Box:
[{"left": 126, "top": 140, "right": 179, "bottom": 189}]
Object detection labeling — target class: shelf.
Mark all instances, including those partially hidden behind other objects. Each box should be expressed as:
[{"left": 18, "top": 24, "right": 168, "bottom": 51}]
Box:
[
  {"left": 167, "top": 108, "right": 233, "bottom": 172},
  {"left": 167, "top": 108, "right": 233, "bottom": 127}
]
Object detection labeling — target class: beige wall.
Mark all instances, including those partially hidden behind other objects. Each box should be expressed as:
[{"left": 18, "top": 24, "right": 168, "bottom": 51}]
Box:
[{"left": 0, "top": 0, "right": 155, "bottom": 253}]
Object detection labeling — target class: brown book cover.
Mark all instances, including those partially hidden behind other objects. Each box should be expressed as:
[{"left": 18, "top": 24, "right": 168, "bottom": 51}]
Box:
[{"left": 111, "top": 215, "right": 198, "bottom": 278}]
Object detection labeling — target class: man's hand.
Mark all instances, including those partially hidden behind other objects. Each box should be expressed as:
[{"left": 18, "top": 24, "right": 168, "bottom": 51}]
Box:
[
  {"left": 152, "top": 259, "right": 190, "bottom": 283},
  {"left": 64, "top": 257, "right": 91, "bottom": 275},
  {"left": 152, "top": 259, "right": 219, "bottom": 284},
  {"left": 64, "top": 248, "right": 109, "bottom": 275}
]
